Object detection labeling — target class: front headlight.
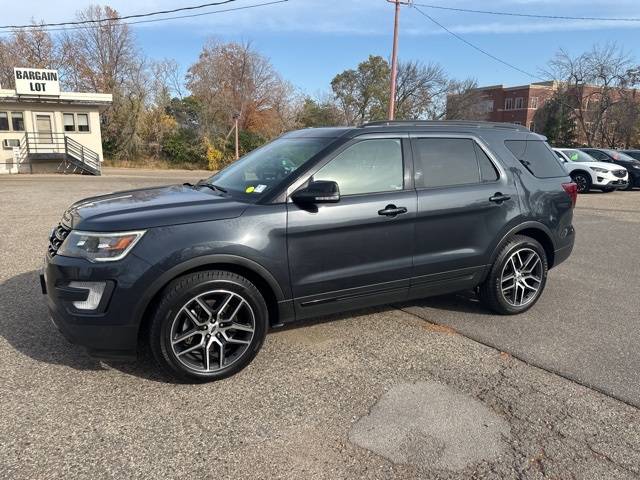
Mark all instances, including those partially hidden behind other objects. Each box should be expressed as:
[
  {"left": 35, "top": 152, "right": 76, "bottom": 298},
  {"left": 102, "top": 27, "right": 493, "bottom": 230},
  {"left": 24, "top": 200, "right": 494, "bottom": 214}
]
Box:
[
  {"left": 58, "top": 230, "right": 146, "bottom": 262},
  {"left": 589, "top": 167, "right": 608, "bottom": 173}
]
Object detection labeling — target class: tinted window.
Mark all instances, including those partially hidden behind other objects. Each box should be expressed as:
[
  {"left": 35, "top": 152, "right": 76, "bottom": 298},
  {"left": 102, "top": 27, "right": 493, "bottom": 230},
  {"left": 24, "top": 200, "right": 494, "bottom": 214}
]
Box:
[
  {"left": 476, "top": 144, "right": 499, "bottom": 182},
  {"left": 315, "top": 139, "right": 403, "bottom": 196},
  {"left": 414, "top": 138, "right": 498, "bottom": 188},
  {"left": 505, "top": 140, "right": 566, "bottom": 178},
  {"left": 583, "top": 150, "right": 610, "bottom": 162}
]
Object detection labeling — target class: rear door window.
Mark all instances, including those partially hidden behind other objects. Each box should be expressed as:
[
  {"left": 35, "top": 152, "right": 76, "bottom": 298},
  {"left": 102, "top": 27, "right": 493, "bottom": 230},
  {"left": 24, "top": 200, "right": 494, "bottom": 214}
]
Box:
[
  {"left": 505, "top": 140, "right": 566, "bottom": 178},
  {"left": 412, "top": 138, "right": 499, "bottom": 188}
]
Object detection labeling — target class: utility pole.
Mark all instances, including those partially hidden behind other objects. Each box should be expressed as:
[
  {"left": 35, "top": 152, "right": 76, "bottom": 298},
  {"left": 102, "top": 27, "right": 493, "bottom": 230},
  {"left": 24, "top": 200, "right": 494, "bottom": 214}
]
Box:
[
  {"left": 232, "top": 113, "right": 240, "bottom": 160},
  {"left": 387, "top": 0, "right": 411, "bottom": 121}
]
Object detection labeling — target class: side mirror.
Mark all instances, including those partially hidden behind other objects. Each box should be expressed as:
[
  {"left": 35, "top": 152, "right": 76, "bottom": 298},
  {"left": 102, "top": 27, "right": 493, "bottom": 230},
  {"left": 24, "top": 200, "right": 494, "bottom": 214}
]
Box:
[{"left": 292, "top": 180, "right": 340, "bottom": 203}]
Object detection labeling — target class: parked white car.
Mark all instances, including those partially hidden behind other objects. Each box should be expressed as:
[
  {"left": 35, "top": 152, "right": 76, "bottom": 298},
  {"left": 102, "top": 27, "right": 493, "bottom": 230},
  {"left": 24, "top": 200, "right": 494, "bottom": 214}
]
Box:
[{"left": 553, "top": 148, "right": 629, "bottom": 193}]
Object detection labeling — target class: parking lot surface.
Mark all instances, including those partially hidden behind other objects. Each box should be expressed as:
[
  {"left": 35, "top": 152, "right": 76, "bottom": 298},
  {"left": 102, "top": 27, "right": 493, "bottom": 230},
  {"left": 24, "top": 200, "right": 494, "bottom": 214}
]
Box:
[{"left": 1, "top": 169, "right": 639, "bottom": 479}]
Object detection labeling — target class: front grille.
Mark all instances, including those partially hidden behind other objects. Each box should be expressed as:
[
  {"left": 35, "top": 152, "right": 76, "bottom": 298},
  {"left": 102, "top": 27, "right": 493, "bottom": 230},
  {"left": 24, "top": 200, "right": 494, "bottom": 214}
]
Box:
[
  {"left": 613, "top": 170, "right": 626, "bottom": 178},
  {"left": 48, "top": 223, "right": 71, "bottom": 258}
]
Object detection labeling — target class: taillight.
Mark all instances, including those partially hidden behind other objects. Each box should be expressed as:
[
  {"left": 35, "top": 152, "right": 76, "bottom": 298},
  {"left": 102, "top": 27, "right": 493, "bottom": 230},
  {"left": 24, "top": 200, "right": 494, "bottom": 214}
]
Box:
[{"left": 562, "top": 182, "right": 578, "bottom": 208}]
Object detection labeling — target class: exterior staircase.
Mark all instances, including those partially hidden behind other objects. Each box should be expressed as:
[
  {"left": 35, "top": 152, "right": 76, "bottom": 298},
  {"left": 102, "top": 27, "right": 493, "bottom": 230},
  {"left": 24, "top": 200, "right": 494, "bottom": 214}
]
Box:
[{"left": 20, "top": 132, "right": 101, "bottom": 175}]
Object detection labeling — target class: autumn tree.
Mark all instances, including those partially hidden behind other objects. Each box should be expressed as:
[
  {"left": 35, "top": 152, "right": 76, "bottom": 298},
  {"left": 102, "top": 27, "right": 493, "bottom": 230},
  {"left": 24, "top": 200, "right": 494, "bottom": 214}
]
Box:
[
  {"left": 542, "top": 42, "right": 637, "bottom": 147},
  {"left": 186, "top": 38, "right": 297, "bottom": 164},
  {"left": 0, "top": 23, "right": 60, "bottom": 88}
]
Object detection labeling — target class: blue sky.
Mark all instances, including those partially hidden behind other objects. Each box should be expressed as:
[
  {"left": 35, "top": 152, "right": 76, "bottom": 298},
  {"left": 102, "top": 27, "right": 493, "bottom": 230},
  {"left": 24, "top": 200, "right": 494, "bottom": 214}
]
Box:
[{"left": 2, "top": 0, "right": 640, "bottom": 97}]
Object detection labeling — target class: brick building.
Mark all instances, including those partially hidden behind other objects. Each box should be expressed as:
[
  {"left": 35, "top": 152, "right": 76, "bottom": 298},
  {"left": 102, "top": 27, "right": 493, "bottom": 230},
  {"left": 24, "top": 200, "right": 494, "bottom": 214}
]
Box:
[{"left": 479, "top": 81, "right": 557, "bottom": 134}]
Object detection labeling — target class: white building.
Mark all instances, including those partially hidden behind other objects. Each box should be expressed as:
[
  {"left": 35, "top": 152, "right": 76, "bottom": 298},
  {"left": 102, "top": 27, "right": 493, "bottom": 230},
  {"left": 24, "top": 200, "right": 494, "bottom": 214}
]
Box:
[{"left": 0, "top": 68, "right": 112, "bottom": 175}]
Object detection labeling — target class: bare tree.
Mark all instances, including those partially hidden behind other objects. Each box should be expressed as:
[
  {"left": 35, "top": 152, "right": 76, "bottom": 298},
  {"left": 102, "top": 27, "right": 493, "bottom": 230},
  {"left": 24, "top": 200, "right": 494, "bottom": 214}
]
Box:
[
  {"left": 59, "top": 5, "right": 141, "bottom": 93},
  {"left": 542, "top": 42, "right": 637, "bottom": 146},
  {"left": 394, "top": 60, "right": 448, "bottom": 119},
  {"left": 442, "top": 78, "right": 488, "bottom": 120}
]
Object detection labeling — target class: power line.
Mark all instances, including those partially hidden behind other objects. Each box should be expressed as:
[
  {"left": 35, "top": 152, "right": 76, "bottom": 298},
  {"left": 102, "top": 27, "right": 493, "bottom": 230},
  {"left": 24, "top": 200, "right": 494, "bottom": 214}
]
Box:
[
  {"left": 0, "top": 0, "right": 235, "bottom": 29},
  {"left": 0, "top": 0, "right": 288, "bottom": 31},
  {"left": 412, "top": 3, "right": 640, "bottom": 22},
  {"left": 412, "top": 6, "right": 546, "bottom": 81}
]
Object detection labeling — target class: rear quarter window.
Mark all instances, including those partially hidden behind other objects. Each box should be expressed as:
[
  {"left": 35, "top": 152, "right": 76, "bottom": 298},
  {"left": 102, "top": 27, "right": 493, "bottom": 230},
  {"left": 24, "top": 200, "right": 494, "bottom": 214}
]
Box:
[{"left": 505, "top": 140, "right": 567, "bottom": 178}]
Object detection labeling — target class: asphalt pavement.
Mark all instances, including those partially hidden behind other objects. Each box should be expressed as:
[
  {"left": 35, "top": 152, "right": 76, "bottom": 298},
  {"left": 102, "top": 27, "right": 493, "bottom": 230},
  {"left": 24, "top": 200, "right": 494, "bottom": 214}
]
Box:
[
  {"left": 399, "top": 189, "right": 640, "bottom": 408},
  {"left": 1, "top": 169, "right": 639, "bottom": 479}
]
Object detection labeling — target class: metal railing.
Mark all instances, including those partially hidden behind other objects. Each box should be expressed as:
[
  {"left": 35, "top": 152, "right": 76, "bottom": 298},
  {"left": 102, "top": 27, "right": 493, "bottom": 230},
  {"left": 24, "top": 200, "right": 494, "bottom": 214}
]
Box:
[{"left": 21, "top": 132, "right": 101, "bottom": 175}]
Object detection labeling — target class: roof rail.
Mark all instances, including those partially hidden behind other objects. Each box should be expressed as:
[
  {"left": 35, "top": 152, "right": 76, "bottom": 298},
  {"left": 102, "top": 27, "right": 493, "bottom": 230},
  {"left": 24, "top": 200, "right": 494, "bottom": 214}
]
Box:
[{"left": 361, "top": 120, "right": 530, "bottom": 132}]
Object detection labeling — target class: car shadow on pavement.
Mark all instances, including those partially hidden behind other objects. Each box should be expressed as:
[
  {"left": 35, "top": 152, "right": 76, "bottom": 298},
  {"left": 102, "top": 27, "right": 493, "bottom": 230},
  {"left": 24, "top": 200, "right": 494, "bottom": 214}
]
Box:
[
  {"left": 0, "top": 270, "right": 103, "bottom": 371},
  {"left": 0, "top": 270, "right": 175, "bottom": 383},
  {"left": 1, "top": 270, "right": 489, "bottom": 383},
  {"left": 394, "top": 290, "right": 495, "bottom": 317}
]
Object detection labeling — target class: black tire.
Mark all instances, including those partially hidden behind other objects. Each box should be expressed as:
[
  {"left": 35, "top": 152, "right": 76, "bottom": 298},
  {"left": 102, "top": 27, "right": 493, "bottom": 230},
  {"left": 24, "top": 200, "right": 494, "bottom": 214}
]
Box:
[
  {"left": 571, "top": 172, "right": 591, "bottom": 193},
  {"left": 623, "top": 177, "right": 635, "bottom": 190},
  {"left": 150, "top": 271, "right": 268, "bottom": 383},
  {"left": 600, "top": 187, "right": 616, "bottom": 193},
  {"left": 478, "top": 235, "right": 548, "bottom": 315}
]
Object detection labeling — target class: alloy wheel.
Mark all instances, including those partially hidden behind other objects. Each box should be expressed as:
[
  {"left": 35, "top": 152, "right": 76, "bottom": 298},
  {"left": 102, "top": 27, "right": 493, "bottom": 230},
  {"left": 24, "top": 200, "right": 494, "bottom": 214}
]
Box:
[
  {"left": 500, "top": 248, "right": 543, "bottom": 307},
  {"left": 170, "top": 289, "right": 256, "bottom": 373}
]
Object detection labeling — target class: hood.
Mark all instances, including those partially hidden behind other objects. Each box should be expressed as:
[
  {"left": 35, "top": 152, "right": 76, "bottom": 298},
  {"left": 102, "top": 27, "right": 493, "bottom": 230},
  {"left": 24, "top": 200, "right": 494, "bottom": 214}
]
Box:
[
  {"left": 571, "top": 161, "right": 626, "bottom": 171},
  {"left": 62, "top": 185, "right": 249, "bottom": 231}
]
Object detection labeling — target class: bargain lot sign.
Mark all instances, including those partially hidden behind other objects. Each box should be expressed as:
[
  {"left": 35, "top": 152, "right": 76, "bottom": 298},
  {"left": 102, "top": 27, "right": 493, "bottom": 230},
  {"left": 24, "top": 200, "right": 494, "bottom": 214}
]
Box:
[{"left": 14, "top": 68, "right": 60, "bottom": 96}]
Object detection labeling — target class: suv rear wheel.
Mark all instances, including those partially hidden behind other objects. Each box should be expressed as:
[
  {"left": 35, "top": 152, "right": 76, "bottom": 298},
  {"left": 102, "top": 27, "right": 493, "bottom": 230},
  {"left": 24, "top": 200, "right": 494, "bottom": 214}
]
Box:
[
  {"left": 150, "top": 271, "right": 268, "bottom": 382},
  {"left": 478, "top": 235, "right": 548, "bottom": 315}
]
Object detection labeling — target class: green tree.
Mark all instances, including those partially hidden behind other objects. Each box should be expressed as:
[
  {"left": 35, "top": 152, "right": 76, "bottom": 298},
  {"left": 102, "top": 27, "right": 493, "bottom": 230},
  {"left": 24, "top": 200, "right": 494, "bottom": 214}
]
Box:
[
  {"left": 296, "top": 97, "right": 343, "bottom": 127},
  {"left": 534, "top": 94, "right": 577, "bottom": 147},
  {"left": 331, "top": 55, "right": 390, "bottom": 124}
]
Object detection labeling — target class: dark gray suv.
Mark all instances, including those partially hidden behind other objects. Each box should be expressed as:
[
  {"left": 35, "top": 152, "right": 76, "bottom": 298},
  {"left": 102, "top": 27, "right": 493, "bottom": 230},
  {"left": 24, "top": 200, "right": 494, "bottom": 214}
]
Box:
[{"left": 42, "top": 121, "right": 577, "bottom": 382}]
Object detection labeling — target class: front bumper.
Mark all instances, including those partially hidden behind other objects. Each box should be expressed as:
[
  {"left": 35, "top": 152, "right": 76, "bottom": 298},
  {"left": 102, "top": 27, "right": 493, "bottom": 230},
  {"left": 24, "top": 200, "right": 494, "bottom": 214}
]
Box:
[
  {"left": 592, "top": 177, "right": 628, "bottom": 189},
  {"left": 42, "top": 252, "right": 162, "bottom": 361},
  {"left": 47, "top": 298, "right": 138, "bottom": 361}
]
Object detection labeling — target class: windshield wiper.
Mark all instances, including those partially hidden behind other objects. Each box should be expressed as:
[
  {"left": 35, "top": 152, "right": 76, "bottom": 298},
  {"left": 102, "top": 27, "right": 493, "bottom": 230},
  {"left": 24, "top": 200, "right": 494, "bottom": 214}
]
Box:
[{"left": 184, "top": 180, "right": 228, "bottom": 194}]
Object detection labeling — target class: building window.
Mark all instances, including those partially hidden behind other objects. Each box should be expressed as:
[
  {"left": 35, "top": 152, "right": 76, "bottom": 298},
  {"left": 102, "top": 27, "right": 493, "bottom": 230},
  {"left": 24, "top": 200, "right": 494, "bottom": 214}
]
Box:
[
  {"left": 486, "top": 100, "right": 494, "bottom": 111},
  {"left": 63, "top": 113, "right": 76, "bottom": 132},
  {"left": 63, "top": 113, "right": 90, "bottom": 133},
  {"left": 0, "top": 111, "right": 25, "bottom": 131},
  {"left": 529, "top": 122, "right": 535, "bottom": 132},
  {"left": 505, "top": 98, "right": 513, "bottom": 110},
  {"left": 78, "top": 114, "right": 89, "bottom": 132},
  {"left": 531, "top": 97, "right": 538, "bottom": 109},
  {"left": 515, "top": 98, "right": 523, "bottom": 109}
]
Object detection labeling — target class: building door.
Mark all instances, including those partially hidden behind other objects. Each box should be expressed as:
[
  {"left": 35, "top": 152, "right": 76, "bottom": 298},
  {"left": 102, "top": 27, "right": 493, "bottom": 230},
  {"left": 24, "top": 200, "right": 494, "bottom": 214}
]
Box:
[{"left": 36, "top": 114, "right": 53, "bottom": 144}]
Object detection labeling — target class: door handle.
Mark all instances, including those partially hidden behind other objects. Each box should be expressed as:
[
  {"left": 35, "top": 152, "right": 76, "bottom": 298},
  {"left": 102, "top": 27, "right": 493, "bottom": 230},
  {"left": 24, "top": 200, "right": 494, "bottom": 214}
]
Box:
[
  {"left": 489, "top": 193, "right": 511, "bottom": 204},
  {"left": 378, "top": 205, "right": 408, "bottom": 217}
]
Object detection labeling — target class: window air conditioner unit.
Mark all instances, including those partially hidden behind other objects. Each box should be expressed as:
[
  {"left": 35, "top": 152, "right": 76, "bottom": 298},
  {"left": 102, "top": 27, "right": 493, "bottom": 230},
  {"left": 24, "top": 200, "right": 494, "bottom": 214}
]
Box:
[{"left": 2, "top": 139, "right": 20, "bottom": 149}]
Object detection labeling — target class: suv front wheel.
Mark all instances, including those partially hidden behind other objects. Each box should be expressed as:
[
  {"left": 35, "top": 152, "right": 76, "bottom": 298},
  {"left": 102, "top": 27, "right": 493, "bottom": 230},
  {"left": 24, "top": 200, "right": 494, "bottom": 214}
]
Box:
[
  {"left": 150, "top": 271, "right": 268, "bottom": 382},
  {"left": 478, "top": 235, "right": 548, "bottom": 315},
  {"left": 570, "top": 172, "right": 591, "bottom": 193}
]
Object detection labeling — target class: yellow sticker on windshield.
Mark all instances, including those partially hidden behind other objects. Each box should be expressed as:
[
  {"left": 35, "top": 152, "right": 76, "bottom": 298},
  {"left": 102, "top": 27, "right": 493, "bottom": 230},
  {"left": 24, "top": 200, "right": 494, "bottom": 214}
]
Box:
[{"left": 246, "top": 186, "right": 255, "bottom": 193}]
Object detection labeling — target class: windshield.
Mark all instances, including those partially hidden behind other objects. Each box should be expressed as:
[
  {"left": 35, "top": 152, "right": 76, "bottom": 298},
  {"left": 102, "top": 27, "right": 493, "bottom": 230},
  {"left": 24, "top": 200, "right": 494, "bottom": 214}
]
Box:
[
  {"left": 206, "top": 136, "right": 333, "bottom": 201},
  {"left": 561, "top": 149, "right": 599, "bottom": 163},
  {"left": 603, "top": 150, "right": 638, "bottom": 162}
]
